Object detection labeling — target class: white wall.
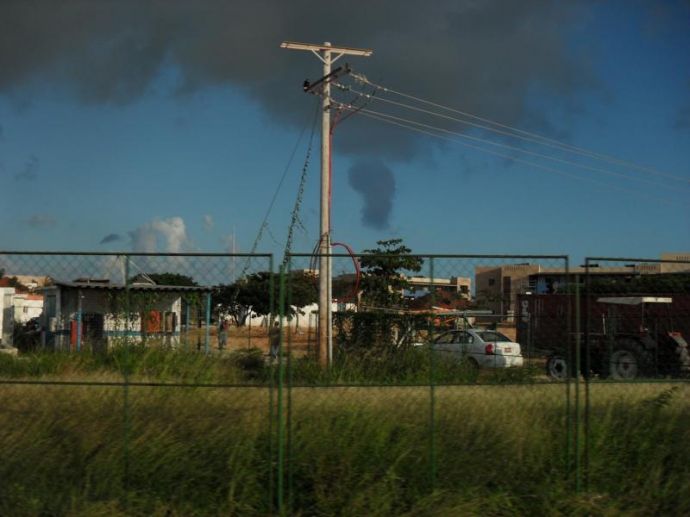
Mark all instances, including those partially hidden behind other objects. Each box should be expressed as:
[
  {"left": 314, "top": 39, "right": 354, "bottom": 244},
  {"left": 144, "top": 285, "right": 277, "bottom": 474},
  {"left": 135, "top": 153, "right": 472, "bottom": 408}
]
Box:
[
  {"left": 12, "top": 294, "right": 44, "bottom": 323},
  {"left": 0, "top": 287, "right": 16, "bottom": 346},
  {"left": 251, "top": 302, "right": 357, "bottom": 330}
]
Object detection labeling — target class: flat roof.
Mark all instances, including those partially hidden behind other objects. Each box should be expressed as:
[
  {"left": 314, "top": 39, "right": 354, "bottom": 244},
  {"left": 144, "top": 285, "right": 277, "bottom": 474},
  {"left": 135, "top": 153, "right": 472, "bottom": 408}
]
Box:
[
  {"left": 52, "top": 281, "right": 212, "bottom": 292},
  {"left": 597, "top": 297, "right": 672, "bottom": 305}
]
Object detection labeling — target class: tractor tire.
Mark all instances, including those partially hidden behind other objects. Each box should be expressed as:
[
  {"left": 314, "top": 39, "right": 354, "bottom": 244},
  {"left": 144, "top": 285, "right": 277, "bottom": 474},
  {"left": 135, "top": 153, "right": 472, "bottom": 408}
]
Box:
[
  {"left": 545, "top": 354, "right": 573, "bottom": 381},
  {"left": 603, "top": 339, "right": 653, "bottom": 380}
]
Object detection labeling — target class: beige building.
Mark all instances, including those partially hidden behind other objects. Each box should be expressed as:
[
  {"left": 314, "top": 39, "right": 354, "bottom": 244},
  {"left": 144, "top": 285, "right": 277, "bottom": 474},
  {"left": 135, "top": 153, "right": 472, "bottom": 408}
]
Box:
[
  {"left": 660, "top": 252, "right": 690, "bottom": 273},
  {"left": 475, "top": 252, "right": 689, "bottom": 319},
  {"left": 475, "top": 264, "right": 540, "bottom": 317},
  {"left": 406, "top": 275, "right": 471, "bottom": 300}
]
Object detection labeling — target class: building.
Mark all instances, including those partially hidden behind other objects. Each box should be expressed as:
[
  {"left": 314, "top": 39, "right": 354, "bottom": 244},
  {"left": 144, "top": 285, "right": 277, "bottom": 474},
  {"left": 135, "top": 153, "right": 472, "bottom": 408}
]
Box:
[
  {"left": 475, "top": 253, "right": 689, "bottom": 320},
  {"left": 0, "top": 287, "right": 15, "bottom": 346},
  {"left": 529, "top": 264, "right": 662, "bottom": 295},
  {"left": 405, "top": 275, "right": 471, "bottom": 300},
  {"left": 475, "top": 264, "right": 541, "bottom": 318},
  {"left": 660, "top": 253, "right": 690, "bottom": 273},
  {"left": 12, "top": 293, "right": 44, "bottom": 323},
  {"left": 42, "top": 279, "right": 212, "bottom": 351}
]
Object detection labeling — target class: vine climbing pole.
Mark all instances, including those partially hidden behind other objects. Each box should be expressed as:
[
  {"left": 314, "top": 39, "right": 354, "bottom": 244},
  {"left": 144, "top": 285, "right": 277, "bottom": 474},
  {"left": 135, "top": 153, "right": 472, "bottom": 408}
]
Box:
[{"left": 280, "top": 40, "right": 372, "bottom": 365}]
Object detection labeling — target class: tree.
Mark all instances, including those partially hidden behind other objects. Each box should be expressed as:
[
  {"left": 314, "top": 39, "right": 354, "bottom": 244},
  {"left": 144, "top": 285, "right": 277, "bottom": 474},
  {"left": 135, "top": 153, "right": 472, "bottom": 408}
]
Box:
[
  {"left": 214, "top": 270, "right": 318, "bottom": 326},
  {"left": 359, "top": 239, "right": 423, "bottom": 308},
  {"left": 337, "top": 239, "right": 424, "bottom": 353}
]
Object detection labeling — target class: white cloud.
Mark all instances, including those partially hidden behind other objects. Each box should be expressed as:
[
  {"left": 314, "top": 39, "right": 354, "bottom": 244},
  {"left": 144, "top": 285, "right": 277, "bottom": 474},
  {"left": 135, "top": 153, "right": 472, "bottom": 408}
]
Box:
[
  {"left": 203, "top": 214, "right": 214, "bottom": 232},
  {"left": 129, "top": 216, "right": 189, "bottom": 253}
]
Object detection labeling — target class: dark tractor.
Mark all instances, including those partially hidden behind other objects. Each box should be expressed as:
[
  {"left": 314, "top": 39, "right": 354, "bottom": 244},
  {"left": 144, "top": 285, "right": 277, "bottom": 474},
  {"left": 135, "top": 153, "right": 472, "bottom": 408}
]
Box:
[{"left": 546, "top": 296, "right": 690, "bottom": 380}]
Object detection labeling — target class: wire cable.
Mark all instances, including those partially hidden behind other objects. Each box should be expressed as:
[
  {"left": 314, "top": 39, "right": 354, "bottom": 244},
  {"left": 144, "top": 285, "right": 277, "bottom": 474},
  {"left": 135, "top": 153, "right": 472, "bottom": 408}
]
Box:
[
  {"left": 235, "top": 98, "right": 321, "bottom": 278},
  {"left": 333, "top": 100, "right": 689, "bottom": 192},
  {"left": 282, "top": 100, "right": 320, "bottom": 267},
  {"left": 334, "top": 102, "right": 686, "bottom": 206},
  {"left": 350, "top": 71, "right": 690, "bottom": 185}
]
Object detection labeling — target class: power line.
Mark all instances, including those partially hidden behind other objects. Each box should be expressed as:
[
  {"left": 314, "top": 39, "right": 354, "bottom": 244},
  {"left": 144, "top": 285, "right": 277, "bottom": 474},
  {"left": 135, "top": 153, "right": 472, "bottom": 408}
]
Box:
[
  {"left": 283, "top": 101, "right": 320, "bottom": 267},
  {"left": 245, "top": 99, "right": 320, "bottom": 260},
  {"left": 333, "top": 101, "right": 689, "bottom": 192},
  {"left": 226, "top": 99, "right": 320, "bottom": 296},
  {"left": 349, "top": 71, "right": 690, "bottom": 185},
  {"left": 334, "top": 102, "right": 686, "bottom": 206}
]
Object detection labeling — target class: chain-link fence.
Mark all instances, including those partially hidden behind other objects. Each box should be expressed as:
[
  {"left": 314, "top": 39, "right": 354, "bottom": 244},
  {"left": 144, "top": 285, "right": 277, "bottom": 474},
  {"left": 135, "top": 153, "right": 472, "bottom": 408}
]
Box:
[
  {"left": 1, "top": 251, "right": 688, "bottom": 514},
  {"left": 0, "top": 252, "right": 279, "bottom": 515},
  {"left": 278, "top": 253, "right": 579, "bottom": 514},
  {"left": 579, "top": 256, "right": 690, "bottom": 496}
]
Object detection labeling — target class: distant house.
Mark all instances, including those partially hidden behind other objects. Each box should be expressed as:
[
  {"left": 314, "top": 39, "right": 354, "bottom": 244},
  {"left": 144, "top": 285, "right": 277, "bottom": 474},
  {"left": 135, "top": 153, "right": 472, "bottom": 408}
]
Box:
[
  {"left": 0, "top": 287, "right": 14, "bottom": 346},
  {"left": 42, "top": 279, "right": 212, "bottom": 351},
  {"left": 404, "top": 275, "right": 471, "bottom": 300},
  {"left": 12, "top": 293, "right": 44, "bottom": 323}
]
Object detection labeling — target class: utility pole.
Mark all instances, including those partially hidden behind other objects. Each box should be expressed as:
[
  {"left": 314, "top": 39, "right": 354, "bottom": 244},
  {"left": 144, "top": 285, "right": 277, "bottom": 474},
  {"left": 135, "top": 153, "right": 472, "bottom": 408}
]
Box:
[{"left": 280, "top": 41, "right": 372, "bottom": 366}]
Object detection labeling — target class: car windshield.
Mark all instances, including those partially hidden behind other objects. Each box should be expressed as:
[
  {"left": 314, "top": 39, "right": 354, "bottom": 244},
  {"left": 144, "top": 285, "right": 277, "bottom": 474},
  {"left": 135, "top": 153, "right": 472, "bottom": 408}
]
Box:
[{"left": 477, "top": 331, "right": 512, "bottom": 342}]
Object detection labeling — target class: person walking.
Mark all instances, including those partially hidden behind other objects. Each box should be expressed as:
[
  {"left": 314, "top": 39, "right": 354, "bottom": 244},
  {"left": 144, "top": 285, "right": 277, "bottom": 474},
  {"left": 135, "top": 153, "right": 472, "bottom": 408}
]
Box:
[
  {"left": 218, "top": 318, "right": 228, "bottom": 351},
  {"left": 269, "top": 321, "right": 281, "bottom": 359}
]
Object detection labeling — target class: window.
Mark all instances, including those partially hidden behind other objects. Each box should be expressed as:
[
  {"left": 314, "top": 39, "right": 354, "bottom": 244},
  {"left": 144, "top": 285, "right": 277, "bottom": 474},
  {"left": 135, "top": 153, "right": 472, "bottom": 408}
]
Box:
[
  {"left": 435, "top": 332, "right": 455, "bottom": 344},
  {"left": 457, "top": 332, "right": 474, "bottom": 345},
  {"left": 478, "top": 331, "right": 511, "bottom": 342},
  {"left": 488, "top": 278, "right": 495, "bottom": 286}
]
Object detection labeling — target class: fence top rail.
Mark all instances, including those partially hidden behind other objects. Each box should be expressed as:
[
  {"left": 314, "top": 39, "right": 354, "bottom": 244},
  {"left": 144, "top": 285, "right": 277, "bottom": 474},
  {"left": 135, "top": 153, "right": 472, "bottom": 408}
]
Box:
[
  {"left": 288, "top": 252, "right": 569, "bottom": 260},
  {"left": 4, "top": 378, "right": 685, "bottom": 388},
  {"left": 0, "top": 251, "right": 273, "bottom": 258},
  {"left": 0, "top": 380, "right": 272, "bottom": 388},
  {"left": 585, "top": 256, "right": 690, "bottom": 265}
]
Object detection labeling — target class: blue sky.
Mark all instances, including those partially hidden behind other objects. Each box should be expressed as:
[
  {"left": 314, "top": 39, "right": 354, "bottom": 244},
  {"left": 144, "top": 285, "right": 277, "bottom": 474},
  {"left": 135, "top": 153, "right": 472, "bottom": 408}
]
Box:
[{"left": 1, "top": 0, "right": 688, "bottom": 267}]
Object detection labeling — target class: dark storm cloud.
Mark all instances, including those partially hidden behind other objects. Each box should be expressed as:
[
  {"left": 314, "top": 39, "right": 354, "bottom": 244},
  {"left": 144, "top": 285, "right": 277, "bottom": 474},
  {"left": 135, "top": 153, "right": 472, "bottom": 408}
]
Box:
[
  {"left": 14, "top": 155, "right": 39, "bottom": 181},
  {"left": 348, "top": 159, "right": 395, "bottom": 229},
  {"left": 99, "top": 233, "right": 123, "bottom": 244},
  {"left": 0, "top": 0, "right": 598, "bottom": 160}
]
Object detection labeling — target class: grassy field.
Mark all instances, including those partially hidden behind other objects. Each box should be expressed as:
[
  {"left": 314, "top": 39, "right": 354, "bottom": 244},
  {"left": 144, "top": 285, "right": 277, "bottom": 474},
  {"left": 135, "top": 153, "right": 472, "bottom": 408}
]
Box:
[{"left": 0, "top": 350, "right": 688, "bottom": 516}]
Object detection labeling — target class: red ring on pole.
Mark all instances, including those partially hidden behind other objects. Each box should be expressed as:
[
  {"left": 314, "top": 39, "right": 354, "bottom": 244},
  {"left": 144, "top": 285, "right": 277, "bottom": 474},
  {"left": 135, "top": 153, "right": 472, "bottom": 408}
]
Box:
[{"left": 331, "top": 241, "right": 361, "bottom": 304}]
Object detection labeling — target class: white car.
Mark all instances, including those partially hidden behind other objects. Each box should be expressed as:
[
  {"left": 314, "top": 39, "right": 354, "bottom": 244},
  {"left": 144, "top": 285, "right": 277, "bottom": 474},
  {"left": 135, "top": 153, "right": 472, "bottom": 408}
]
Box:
[{"left": 429, "top": 329, "right": 524, "bottom": 368}]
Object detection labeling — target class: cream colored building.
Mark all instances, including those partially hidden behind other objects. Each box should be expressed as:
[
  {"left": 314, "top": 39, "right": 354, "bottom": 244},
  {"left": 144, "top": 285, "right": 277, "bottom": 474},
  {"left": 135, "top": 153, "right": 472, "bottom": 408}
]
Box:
[
  {"left": 475, "top": 264, "right": 540, "bottom": 317},
  {"left": 406, "top": 275, "right": 471, "bottom": 300},
  {"left": 475, "top": 252, "right": 689, "bottom": 320}
]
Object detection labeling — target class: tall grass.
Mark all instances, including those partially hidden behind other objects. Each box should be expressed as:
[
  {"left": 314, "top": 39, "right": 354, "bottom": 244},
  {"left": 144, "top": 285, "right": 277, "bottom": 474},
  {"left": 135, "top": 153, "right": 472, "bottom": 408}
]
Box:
[
  {"left": 1, "top": 381, "right": 688, "bottom": 515},
  {"left": 0, "top": 351, "right": 688, "bottom": 515},
  {"left": 0, "top": 346, "right": 540, "bottom": 385}
]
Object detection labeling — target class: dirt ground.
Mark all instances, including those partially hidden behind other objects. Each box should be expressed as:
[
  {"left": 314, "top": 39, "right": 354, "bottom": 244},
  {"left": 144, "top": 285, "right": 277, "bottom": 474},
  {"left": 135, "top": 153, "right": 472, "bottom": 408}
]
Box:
[
  {"left": 185, "top": 323, "right": 519, "bottom": 356},
  {"left": 184, "top": 327, "right": 314, "bottom": 355}
]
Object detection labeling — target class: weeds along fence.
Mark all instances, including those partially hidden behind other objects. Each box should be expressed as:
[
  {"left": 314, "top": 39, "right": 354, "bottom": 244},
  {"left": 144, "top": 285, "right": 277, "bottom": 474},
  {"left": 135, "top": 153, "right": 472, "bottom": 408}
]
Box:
[{"left": 0, "top": 251, "right": 689, "bottom": 515}]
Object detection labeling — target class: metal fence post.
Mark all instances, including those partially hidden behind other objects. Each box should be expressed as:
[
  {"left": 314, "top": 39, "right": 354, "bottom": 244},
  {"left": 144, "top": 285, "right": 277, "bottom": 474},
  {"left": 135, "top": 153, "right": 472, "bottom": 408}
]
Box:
[
  {"left": 76, "top": 288, "right": 82, "bottom": 352},
  {"left": 286, "top": 256, "right": 295, "bottom": 512},
  {"left": 583, "top": 261, "right": 591, "bottom": 492},
  {"left": 565, "top": 257, "right": 573, "bottom": 483},
  {"left": 185, "top": 302, "right": 190, "bottom": 351},
  {"left": 428, "top": 256, "right": 437, "bottom": 491},
  {"left": 122, "top": 254, "right": 131, "bottom": 508},
  {"left": 574, "top": 272, "right": 581, "bottom": 493},
  {"left": 204, "top": 292, "right": 211, "bottom": 354},
  {"left": 277, "top": 264, "right": 287, "bottom": 514}
]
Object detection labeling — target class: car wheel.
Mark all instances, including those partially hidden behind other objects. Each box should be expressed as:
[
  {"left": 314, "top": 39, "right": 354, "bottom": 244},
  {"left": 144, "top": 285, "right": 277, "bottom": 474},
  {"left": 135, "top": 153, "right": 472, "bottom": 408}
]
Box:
[
  {"left": 605, "top": 339, "right": 652, "bottom": 380},
  {"left": 546, "top": 354, "right": 570, "bottom": 381},
  {"left": 462, "top": 356, "right": 480, "bottom": 382},
  {"left": 465, "top": 356, "right": 480, "bottom": 370}
]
